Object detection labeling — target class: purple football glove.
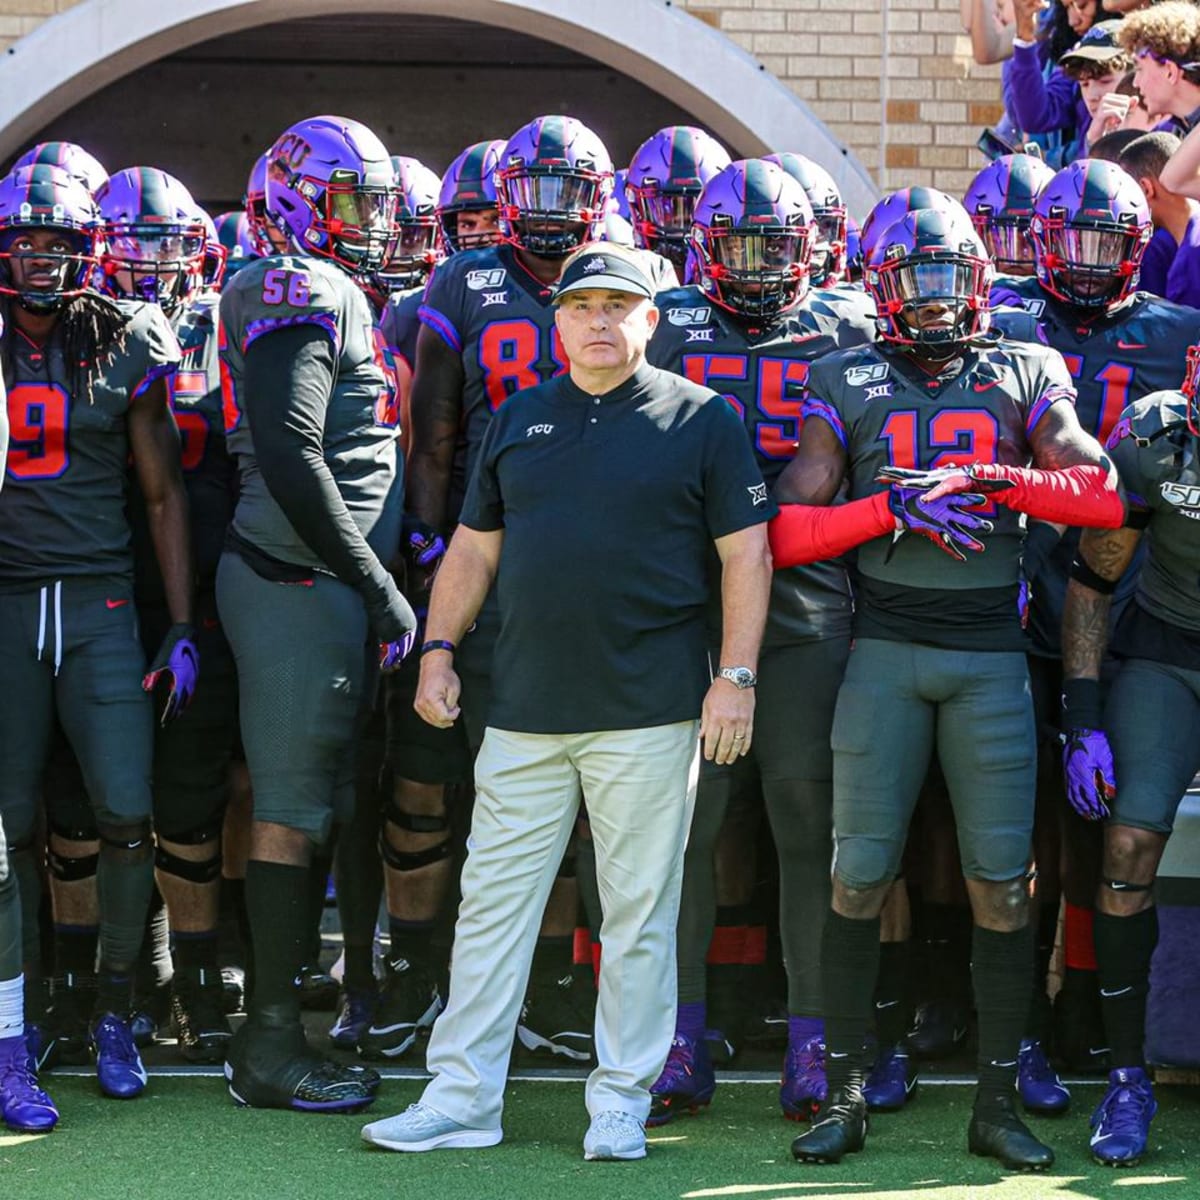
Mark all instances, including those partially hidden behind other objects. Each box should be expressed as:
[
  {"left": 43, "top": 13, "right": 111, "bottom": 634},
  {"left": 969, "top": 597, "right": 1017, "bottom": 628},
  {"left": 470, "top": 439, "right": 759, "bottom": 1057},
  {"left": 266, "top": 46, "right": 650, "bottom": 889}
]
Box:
[
  {"left": 1061, "top": 727, "right": 1116, "bottom": 821},
  {"left": 887, "top": 486, "right": 993, "bottom": 562},
  {"left": 379, "top": 628, "right": 417, "bottom": 673},
  {"left": 143, "top": 623, "right": 199, "bottom": 726},
  {"left": 401, "top": 515, "right": 447, "bottom": 570}
]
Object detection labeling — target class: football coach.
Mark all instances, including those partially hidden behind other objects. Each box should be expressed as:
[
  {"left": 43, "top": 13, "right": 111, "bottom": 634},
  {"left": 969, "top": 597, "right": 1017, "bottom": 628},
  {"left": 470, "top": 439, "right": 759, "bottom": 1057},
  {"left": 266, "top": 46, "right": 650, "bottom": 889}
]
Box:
[{"left": 362, "top": 242, "right": 774, "bottom": 1161}]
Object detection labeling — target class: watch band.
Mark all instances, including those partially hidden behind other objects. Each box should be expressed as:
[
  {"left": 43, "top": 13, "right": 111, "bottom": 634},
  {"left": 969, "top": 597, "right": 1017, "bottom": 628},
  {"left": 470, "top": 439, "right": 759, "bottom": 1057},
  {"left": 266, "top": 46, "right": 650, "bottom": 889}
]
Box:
[{"left": 420, "top": 639, "right": 456, "bottom": 656}]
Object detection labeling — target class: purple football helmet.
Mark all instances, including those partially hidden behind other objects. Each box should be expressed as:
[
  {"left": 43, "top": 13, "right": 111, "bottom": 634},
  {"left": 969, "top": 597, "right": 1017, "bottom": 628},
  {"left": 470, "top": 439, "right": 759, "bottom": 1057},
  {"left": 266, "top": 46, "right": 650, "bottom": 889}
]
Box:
[
  {"left": 1030, "top": 158, "right": 1150, "bottom": 310},
  {"left": 764, "top": 153, "right": 847, "bottom": 286},
  {"left": 214, "top": 210, "right": 255, "bottom": 261},
  {"left": 866, "top": 207, "right": 993, "bottom": 351},
  {"left": 96, "top": 167, "right": 207, "bottom": 313},
  {"left": 263, "top": 115, "right": 397, "bottom": 276},
  {"left": 626, "top": 126, "right": 731, "bottom": 273},
  {"left": 13, "top": 141, "right": 109, "bottom": 195},
  {"left": 373, "top": 155, "right": 443, "bottom": 295},
  {"left": 691, "top": 158, "right": 816, "bottom": 322},
  {"left": 193, "top": 206, "right": 226, "bottom": 291},
  {"left": 860, "top": 187, "right": 969, "bottom": 268},
  {"left": 964, "top": 154, "right": 1056, "bottom": 277},
  {"left": 496, "top": 115, "right": 613, "bottom": 258},
  {"left": 436, "top": 140, "right": 504, "bottom": 254},
  {"left": 244, "top": 152, "right": 283, "bottom": 258},
  {"left": 845, "top": 214, "right": 863, "bottom": 283},
  {"left": 0, "top": 164, "right": 101, "bottom": 313}
]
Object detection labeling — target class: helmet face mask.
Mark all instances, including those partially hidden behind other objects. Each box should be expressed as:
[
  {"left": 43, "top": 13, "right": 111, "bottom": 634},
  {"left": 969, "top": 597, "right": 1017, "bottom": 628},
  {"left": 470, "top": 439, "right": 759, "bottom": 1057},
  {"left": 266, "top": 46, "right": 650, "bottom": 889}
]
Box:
[
  {"left": 0, "top": 164, "right": 101, "bottom": 314},
  {"left": 103, "top": 226, "right": 206, "bottom": 312},
  {"left": 372, "top": 156, "right": 443, "bottom": 297},
  {"left": 964, "top": 154, "right": 1055, "bottom": 278},
  {"left": 437, "top": 140, "right": 504, "bottom": 255},
  {"left": 971, "top": 211, "right": 1036, "bottom": 275}
]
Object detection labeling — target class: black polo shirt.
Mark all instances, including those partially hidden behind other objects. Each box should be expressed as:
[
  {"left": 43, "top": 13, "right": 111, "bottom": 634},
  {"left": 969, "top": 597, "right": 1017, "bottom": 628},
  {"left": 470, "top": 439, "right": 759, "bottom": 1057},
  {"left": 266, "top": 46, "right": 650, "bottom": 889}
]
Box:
[{"left": 459, "top": 361, "right": 775, "bottom": 734}]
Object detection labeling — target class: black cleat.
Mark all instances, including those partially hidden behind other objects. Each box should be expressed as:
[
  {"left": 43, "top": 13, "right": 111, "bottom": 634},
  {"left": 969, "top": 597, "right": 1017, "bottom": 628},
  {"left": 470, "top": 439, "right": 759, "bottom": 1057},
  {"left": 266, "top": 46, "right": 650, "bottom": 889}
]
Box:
[
  {"left": 516, "top": 973, "right": 594, "bottom": 1063},
  {"left": 224, "top": 1020, "right": 380, "bottom": 1113},
  {"left": 297, "top": 963, "right": 339, "bottom": 1012},
  {"left": 905, "top": 1000, "right": 969, "bottom": 1060},
  {"left": 35, "top": 973, "right": 95, "bottom": 1068},
  {"left": 791, "top": 1088, "right": 868, "bottom": 1164},
  {"left": 171, "top": 967, "right": 233, "bottom": 1064},
  {"left": 358, "top": 958, "right": 442, "bottom": 1061},
  {"left": 968, "top": 1095, "right": 1055, "bottom": 1171}
]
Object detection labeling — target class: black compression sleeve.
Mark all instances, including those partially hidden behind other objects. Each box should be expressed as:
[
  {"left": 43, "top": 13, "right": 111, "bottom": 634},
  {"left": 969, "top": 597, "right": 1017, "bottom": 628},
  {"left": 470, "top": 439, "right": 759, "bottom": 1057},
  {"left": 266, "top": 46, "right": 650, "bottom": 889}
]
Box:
[{"left": 244, "top": 324, "right": 410, "bottom": 637}]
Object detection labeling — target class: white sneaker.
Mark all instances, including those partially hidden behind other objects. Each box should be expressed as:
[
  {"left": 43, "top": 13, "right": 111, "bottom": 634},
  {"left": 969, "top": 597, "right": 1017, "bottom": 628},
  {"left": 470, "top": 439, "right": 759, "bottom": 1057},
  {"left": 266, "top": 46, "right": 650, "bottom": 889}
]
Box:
[
  {"left": 361, "top": 1102, "right": 502, "bottom": 1152},
  {"left": 583, "top": 1110, "right": 647, "bottom": 1161}
]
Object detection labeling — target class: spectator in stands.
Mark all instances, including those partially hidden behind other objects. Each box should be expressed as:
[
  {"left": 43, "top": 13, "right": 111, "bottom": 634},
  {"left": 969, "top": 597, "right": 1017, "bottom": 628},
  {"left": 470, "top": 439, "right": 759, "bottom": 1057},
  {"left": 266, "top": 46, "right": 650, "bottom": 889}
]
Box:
[
  {"left": 1004, "top": 13, "right": 1125, "bottom": 166},
  {"left": 1117, "top": 1, "right": 1200, "bottom": 137},
  {"left": 967, "top": 0, "right": 1095, "bottom": 67},
  {"left": 1120, "top": 131, "right": 1200, "bottom": 304}
]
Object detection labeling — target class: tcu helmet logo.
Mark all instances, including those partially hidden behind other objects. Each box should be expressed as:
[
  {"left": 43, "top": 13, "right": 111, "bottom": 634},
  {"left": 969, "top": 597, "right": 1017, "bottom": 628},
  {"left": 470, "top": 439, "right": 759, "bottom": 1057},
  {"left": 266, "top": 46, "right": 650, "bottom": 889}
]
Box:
[
  {"left": 667, "top": 307, "right": 713, "bottom": 327},
  {"left": 467, "top": 268, "right": 508, "bottom": 291},
  {"left": 844, "top": 362, "right": 890, "bottom": 387},
  {"left": 1160, "top": 481, "right": 1200, "bottom": 517}
]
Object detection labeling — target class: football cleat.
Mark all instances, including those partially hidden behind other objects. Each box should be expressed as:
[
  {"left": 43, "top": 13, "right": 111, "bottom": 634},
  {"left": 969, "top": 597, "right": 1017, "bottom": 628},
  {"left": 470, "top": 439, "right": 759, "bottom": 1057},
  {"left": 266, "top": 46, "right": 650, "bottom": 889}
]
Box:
[
  {"left": 225, "top": 1021, "right": 379, "bottom": 1113},
  {"left": 969, "top": 1094, "right": 1055, "bottom": 1170},
  {"left": 647, "top": 1034, "right": 716, "bottom": 1127},
  {"left": 1017, "top": 1038, "right": 1070, "bottom": 1114},
  {"left": 170, "top": 967, "right": 233, "bottom": 1064},
  {"left": 91, "top": 1012, "right": 148, "bottom": 1099},
  {"left": 358, "top": 959, "right": 442, "bottom": 1061},
  {"left": 863, "top": 1044, "right": 918, "bottom": 1111},
  {"left": 516, "top": 973, "right": 594, "bottom": 1063},
  {"left": 1089, "top": 1067, "right": 1156, "bottom": 1166},
  {"left": 297, "top": 963, "right": 339, "bottom": 1012},
  {"left": 329, "top": 987, "right": 379, "bottom": 1050},
  {"left": 780, "top": 1035, "right": 827, "bottom": 1121},
  {"left": 791, "top": 1088, "right": 868, "bottom": 1164},
  {"left": 34, "top": 973, "right": 94, "bottom": 1068},
  {"left": 905, "top": 999, "right": 969, "bottom": 1060},
  {"left": 0, "top": 1035, "right": 58, "bottom": 1133}
]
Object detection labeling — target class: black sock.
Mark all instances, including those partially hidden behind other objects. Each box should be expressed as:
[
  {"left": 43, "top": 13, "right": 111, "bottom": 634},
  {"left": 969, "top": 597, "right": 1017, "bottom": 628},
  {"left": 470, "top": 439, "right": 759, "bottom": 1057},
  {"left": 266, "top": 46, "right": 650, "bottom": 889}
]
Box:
[
  {"left": 173, "top": 931, "right": 219, "bottom": 973},
  {"left": 874, "top": 940, "right": 911, "bottom": 1048},
  {"left": 94, "top": 971, "right": 133, "bottom": 1017},
  {"left": 922, "top": 900, "right": 973, "bottom": 1005},
  {"left": 388, "top": 918, "right": 434, "bottom": 969},
  {"left": 245, "top": 860, "right": 311, "bottom": 1022},
  {"left": 53, "top": 923, "right": 98, "bottom": 976},
  {"left": 972, "top": 923, "right": 1033, "bottom": 1107},
  {"left": 1026, "top": 901, "right": 1059, "bottom": 1040},
  {"left": 822, "top": 911, "right": 880, "bottom": 1098},
  {"left": 343, "top": 944, "right": 375, "bottom": 992},
  {"left": 1094, "top": 906, "right": 1158, "bottom": 1069},
  {"left": 96, "top": 842, "right": 154, "bottom": 974},
  {"left": 305, "top": 853, "right": 332, "bottom": 963},
  {"left": 530, "top": 934, "right": 574, "bottom": 986}
]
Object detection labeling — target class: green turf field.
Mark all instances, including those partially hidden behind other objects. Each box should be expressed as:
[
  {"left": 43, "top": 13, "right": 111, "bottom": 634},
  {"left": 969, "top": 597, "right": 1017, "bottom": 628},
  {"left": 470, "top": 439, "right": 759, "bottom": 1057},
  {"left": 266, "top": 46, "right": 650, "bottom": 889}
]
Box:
[{"left": 3, "top": 1079, "right": 1197, "bottom": 1200}]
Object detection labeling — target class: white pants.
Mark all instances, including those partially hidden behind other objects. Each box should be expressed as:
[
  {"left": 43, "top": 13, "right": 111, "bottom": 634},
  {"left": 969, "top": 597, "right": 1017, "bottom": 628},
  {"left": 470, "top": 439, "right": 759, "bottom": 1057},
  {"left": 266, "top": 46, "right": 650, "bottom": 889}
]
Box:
[{"left": 421, "top": 720, "right": 699, "bottom": 1127}]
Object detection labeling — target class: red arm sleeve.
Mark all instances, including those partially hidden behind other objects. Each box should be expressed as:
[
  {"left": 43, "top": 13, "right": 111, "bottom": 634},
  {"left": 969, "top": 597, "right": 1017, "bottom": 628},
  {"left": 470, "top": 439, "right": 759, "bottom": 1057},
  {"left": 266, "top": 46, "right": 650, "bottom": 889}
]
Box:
[
  {"left": 768, "top": 492, "right": 894, "bottom": 568},
  {"left": 974, "top": 463, "right": 1124, "bottom": 528}
]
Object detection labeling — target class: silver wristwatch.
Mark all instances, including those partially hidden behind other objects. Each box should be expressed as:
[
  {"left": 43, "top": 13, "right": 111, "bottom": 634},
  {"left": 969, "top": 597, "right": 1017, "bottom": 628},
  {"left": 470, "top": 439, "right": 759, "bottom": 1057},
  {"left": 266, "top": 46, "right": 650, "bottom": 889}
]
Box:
[{"left": 717, "top": 666, "right": 757, "bottom": 690}]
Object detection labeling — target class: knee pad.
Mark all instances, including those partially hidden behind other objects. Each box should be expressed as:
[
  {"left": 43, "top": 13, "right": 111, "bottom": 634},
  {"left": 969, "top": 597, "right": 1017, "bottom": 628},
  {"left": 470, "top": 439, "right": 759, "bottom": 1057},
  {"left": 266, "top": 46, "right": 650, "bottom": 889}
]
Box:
[
  {"left": 47, "top": 818, "right": 100, "bottom": 882},
  {"left": 1103, "top": 877, "right": 1152, "bottom": 894},
  {"left": 155, "top": 842, "right": 222, "bottom": 884},
  {"left": 381, "top": 800, "right": 451, "bottom": 872},
  {"left": 97, "top": 821, "right": 153, "bottom": 857}
]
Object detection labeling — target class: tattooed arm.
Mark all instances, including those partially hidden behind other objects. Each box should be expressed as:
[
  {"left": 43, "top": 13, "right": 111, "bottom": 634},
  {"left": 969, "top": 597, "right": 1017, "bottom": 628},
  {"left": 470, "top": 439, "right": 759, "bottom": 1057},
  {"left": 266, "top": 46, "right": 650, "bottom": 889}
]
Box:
[
  {"left": 407, "top": 323, "right": 465, "bottom": 535},
  {"left": 1062, "top": 525, "right": 1143, "bottom": 681}
]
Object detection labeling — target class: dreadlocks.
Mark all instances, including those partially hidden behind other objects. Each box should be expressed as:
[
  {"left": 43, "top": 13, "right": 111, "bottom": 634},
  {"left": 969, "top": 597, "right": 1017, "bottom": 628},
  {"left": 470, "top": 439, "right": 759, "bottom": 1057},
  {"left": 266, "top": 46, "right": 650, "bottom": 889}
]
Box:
[{"left": 2, "top": 291, "right": 129, "bottom": 404}]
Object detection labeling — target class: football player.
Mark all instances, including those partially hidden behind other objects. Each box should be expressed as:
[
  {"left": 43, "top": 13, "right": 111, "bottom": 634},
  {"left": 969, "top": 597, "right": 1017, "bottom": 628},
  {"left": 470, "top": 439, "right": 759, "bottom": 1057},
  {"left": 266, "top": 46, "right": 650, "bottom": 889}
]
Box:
[
  {"left": 773, "top": 207, "right": 1124, "bottom": 1169},
  {"left": 1060, "top": 349, "right": 1200, "bottom": 1166},
  {"left": 644, "top": 158, "right": 876, "bottom": 1124},
  {"left": 97, "top": 167, "right": 241, "bottom": 1063},
  {"left": 964, "top": 154, "right": 1056, "bottom": 280},
  {"left": 244, "top": 152, "right": 287, "bottom": 259},
  {"left": 991, "top": 158, "right": 1200, "bottom": 1074},
  {"left": 397, "top": 115, "right": 618, "bottom": 1065},
  {"left": 436, "top": 140, "right": 505, "bottom": 256},
  {"left": 0, "top": 163, "right": 194, "bottom": 1100},
  {"left": 217, "top": 114, "right": 416, "bottom": 1111},
  {"left": 626, "top": 126, "right": 731, "bottom": 276},
  {"left": 764, "top": 153, "right": 849, "bottom": 288}
]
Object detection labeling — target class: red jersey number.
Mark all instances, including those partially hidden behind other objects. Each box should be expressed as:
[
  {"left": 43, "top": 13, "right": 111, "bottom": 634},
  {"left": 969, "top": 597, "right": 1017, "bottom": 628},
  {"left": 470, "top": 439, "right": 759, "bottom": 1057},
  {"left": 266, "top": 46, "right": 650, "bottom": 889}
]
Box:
[{"left": 7, "top": 382, "right": 70, "bottom": 480}]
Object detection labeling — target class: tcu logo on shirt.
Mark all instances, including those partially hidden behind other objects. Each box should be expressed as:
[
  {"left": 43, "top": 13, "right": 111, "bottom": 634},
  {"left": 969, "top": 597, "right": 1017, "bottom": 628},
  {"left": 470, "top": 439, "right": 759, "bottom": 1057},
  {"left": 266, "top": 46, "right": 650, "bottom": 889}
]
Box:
[
  {"left": 667, "top": 307, "right": 712, "bottom": 327},
  {"left": 467, "top": 268, "right": 507, "bottom": 291},
  {"left": 1160, "top": 481, "right": 1200, "bottom": 517},
  {"left": 844, "top": 362, "right": 890, "bottom": 387},
  {"left": 526, "top": 423, "right": 555, "bottom": 438}
]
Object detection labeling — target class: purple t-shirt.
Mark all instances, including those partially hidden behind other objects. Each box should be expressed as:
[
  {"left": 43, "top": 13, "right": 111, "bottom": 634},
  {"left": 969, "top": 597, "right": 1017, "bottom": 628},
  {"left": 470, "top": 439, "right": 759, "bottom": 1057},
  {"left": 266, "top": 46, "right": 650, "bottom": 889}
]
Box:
[
  {"left": 1165, "top": 209, "right": 1200, "bottom": 308},
  {"left": 1140, "top": 225, "right": 1176, "bottom": 297}
]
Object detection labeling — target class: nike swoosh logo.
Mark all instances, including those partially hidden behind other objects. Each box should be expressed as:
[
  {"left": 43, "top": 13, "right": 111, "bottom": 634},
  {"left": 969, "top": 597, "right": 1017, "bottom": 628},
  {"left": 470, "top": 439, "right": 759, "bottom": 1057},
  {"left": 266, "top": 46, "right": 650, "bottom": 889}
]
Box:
[
  {"left": 366, "top": 1022, "right": 417, "bottom": 1036},
  {"left": 875, "top": 1000, "right": 899, "bottom": 1010},
  {"left": 1116, "top": 340, "right": 1147, "bottom": 350},
  {"left": 1100, "top": 987, "right": 1133, "bottom": 998},
  {"left": 105, "top": 598, "right": 128, "bottom": 609},
  {"left": 973, "top": 379, "right": 1001, "bottom": 392}
]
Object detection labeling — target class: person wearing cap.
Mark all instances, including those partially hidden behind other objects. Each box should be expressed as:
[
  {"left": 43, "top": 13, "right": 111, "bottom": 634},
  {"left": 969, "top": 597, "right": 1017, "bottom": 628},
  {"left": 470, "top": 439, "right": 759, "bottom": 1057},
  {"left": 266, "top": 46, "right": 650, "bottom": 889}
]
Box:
[
  {"left": 1117, "top": 1, "right": 1200, "bottom": 136},
  {"left": 361, "top": 241, "right": 774, "bottom": 1161},
  {"left": 1005, "top": 14, "right": 1131, "bottom": 164}
]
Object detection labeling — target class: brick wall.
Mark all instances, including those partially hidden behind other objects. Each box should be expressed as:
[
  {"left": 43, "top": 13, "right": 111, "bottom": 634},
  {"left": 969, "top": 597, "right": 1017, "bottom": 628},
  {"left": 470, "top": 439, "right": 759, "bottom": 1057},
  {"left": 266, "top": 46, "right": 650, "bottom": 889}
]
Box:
[{"left": 0, "top": 0, "right": 1006, "bottom": 198}]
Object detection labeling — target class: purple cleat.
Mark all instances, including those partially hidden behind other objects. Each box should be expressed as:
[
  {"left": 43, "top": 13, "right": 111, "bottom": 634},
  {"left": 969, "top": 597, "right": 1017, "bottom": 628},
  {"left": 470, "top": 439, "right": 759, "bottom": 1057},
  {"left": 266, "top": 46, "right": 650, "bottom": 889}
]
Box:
[
  {"left": 1017, "top": 1038, "right": 1070, "bottom": 1114},
  {"left": 863, "top": 1043, "right": 918, "bottom": 1111},
  {"left": 0, "top": 1035, "right": 58, "bottom": 1132},
  {"left": 1090, "top": 1067, "right": 1156, "bottom": 1166},
  {"left": 647, "top": 1034, "right": 715, "bottom": 1127},
  {"left": 780, "top": 1035, "right": 827, "bottom": 1121}
]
